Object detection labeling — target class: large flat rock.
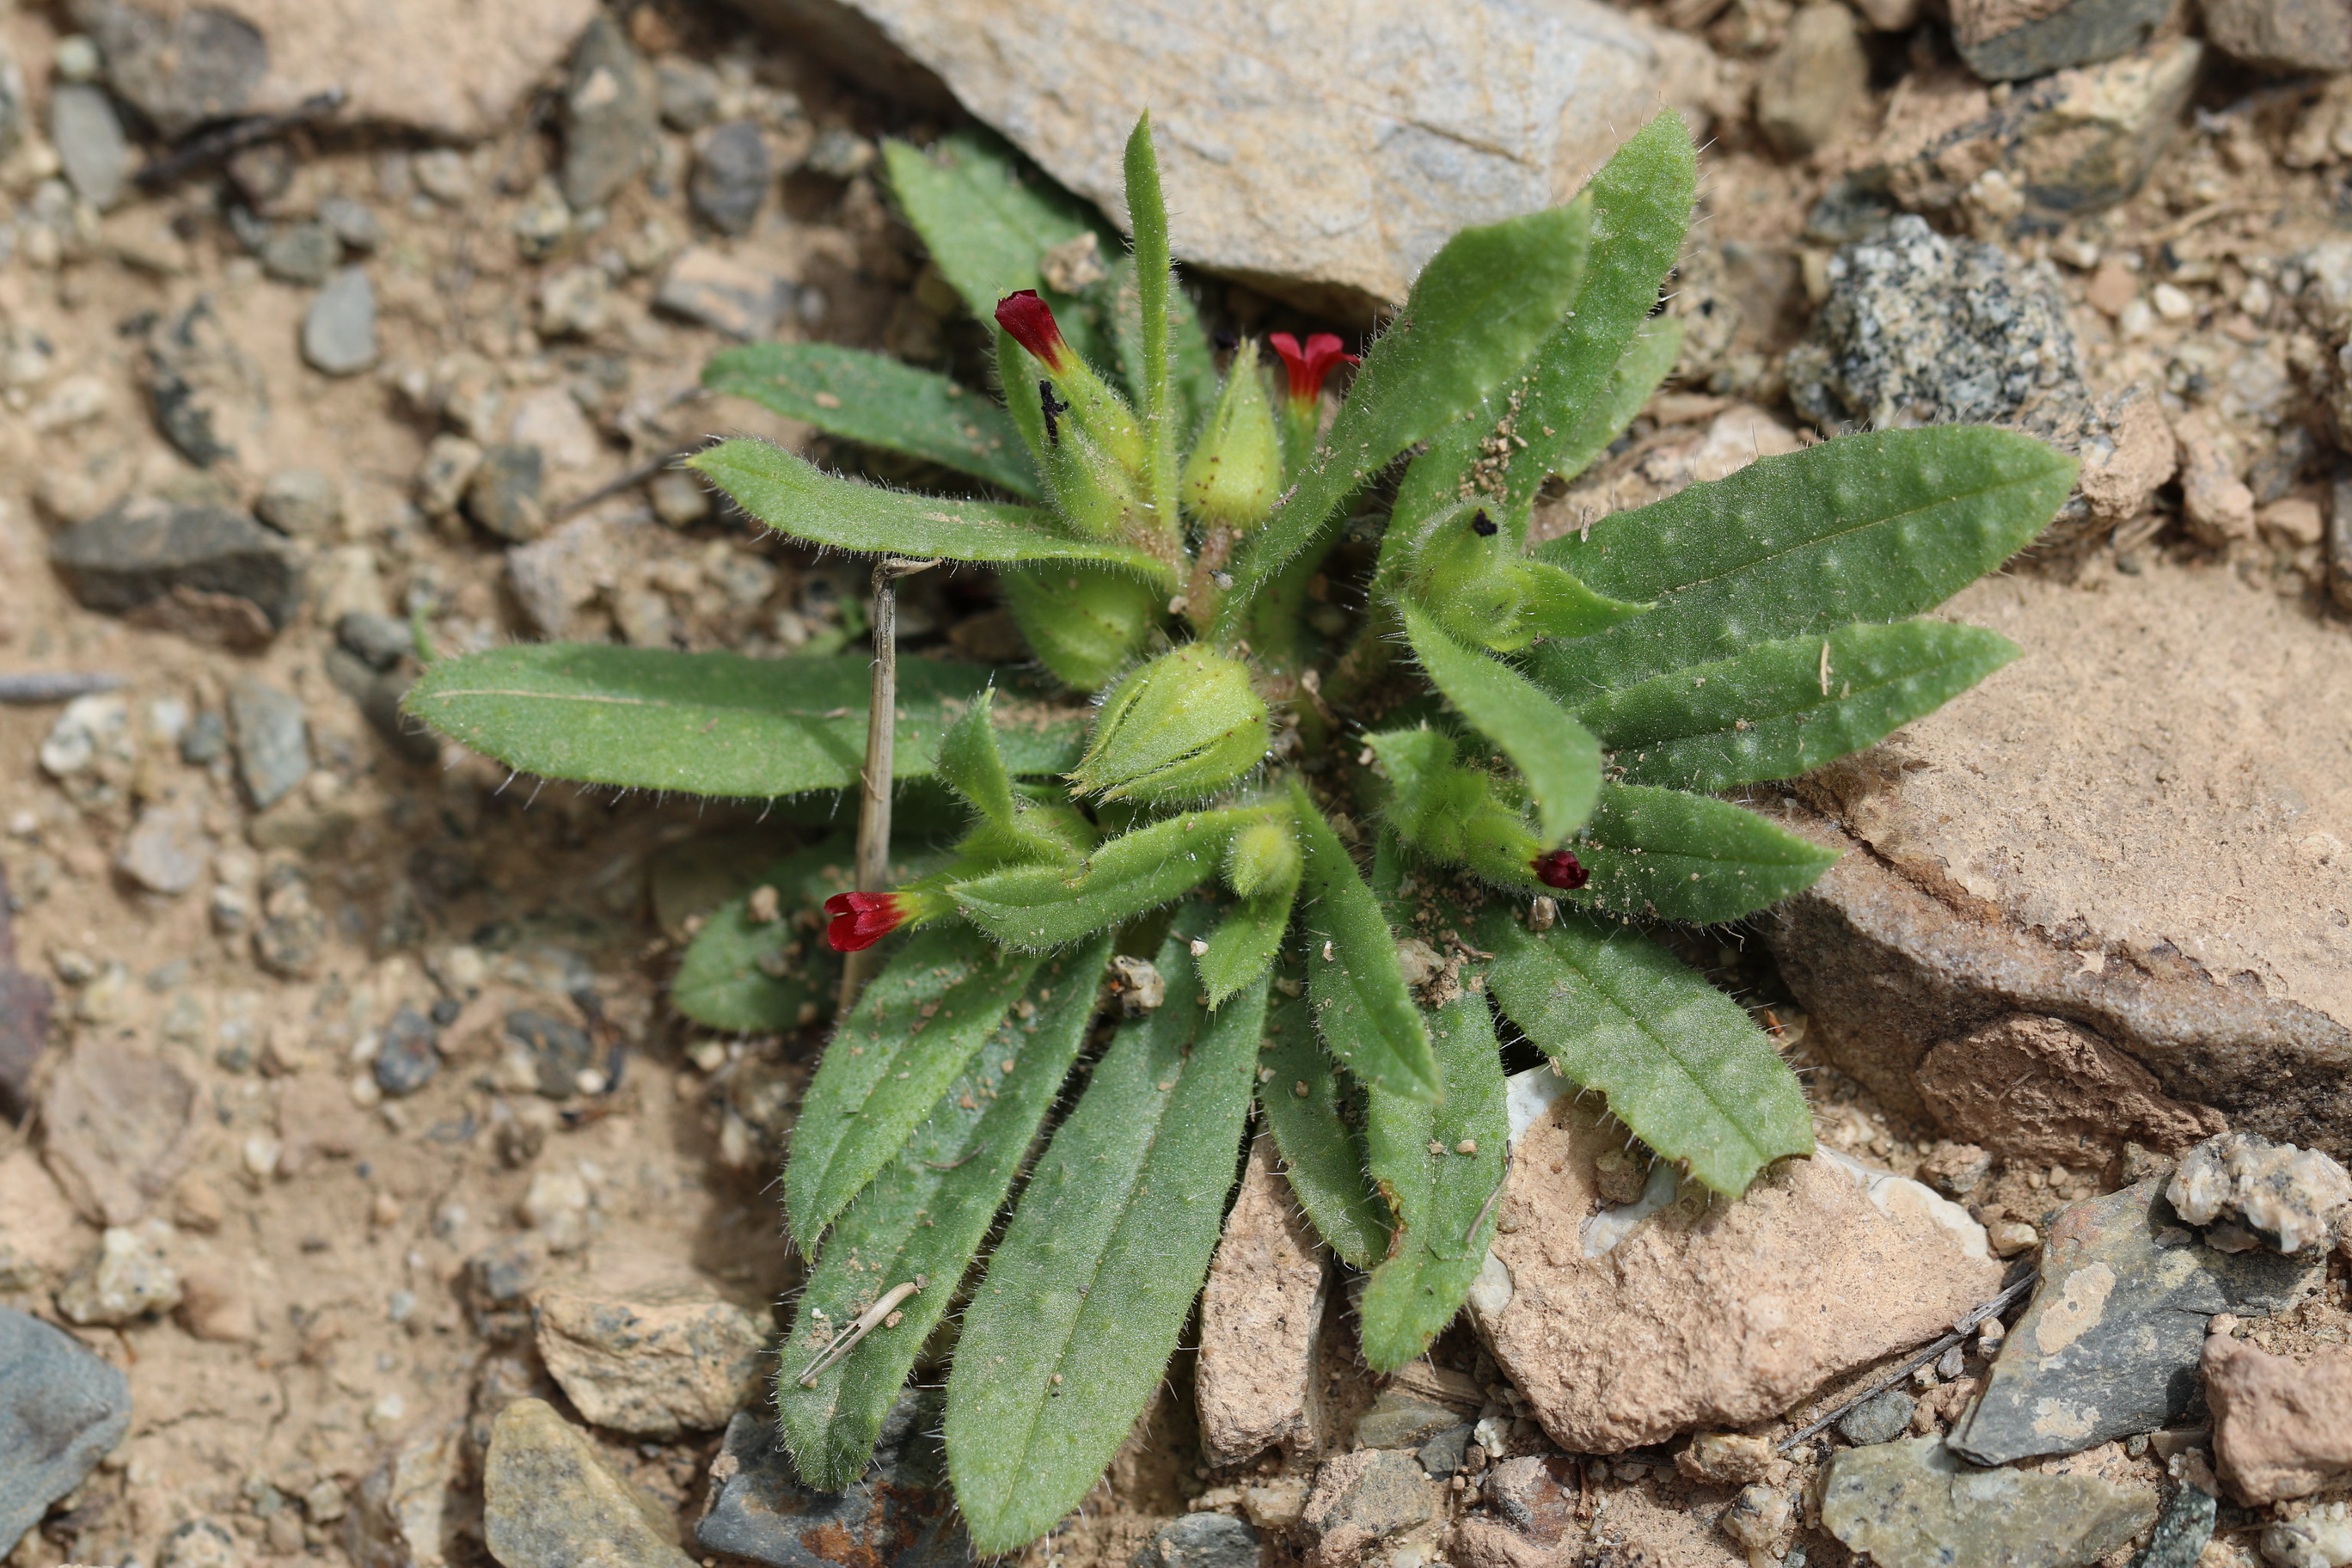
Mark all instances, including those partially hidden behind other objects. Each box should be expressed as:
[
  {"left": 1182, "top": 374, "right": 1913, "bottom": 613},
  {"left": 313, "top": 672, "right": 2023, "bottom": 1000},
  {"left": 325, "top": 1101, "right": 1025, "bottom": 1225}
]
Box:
[
  {"left": 739, "top": 0, "right": 1705, "bottom": 312},
  {"left": 1771, "top": 557, "right": 2352, "bottom": 1157}
]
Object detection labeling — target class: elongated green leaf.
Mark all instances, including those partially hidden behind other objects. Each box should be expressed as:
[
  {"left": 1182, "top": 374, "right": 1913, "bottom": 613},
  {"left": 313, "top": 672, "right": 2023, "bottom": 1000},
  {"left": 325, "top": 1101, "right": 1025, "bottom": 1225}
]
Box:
[
  {"left": 1359, "top": 987, "right": 1508, "bottom": 1372},
  {"left": 671, "top": 839, "right": 849, "bottom": 1031},
  {"left": 1255, "top": 972, "right": 1386, "bottom": 1269},
  {"left": 953, "top": 807, "right": 1256, "bottom": 949},
  {"left": 1480, "top": 910, "right": 1814, "bottom": 1194},
  {"left": 1291, "top": 781, "right": 1439, "bottom": 1103},
  {"left": 1517, "top": 560, "right": 1654, "bottom": 643},
  {"left": 1568, "top": 785, "right": 1840, "bottom": 923},
  {"left": 1400, "top": 603, "right": 1601, "bottom": 844},
  {"left": 1219, "top": 202, "right": 1596, "bottom": 634},
  {"left": 690, "top": 439, "right": 1174, "bottom": 579},
  {"left": 1199, "top": 889, "right": 1294, "bottom": 1010},
  {"left": 1123, "top": 114, "right": 1179, "bottom": 524},
  {"left": 404, "top": 646, "right": 1083, "bottom": 797},
  {"left": 1547, "top": 318, "right": 1682, "bottom": 490},
  {"left": 884, "top": 131, "right": 1115, "bottom": 365},
  {"left": 702, "top": 342, "right": 1040, "bottom": 499},
  {"left": 1109, "top": 254, "right": 1220, "bottom": 448},
  {"left": 1577, "top": 620, "right": 2022, "bottom": 792},
  {"left": 1531, "top": 427, "right": 2077, "bottom": 695},
  {"left": 934, "top": 687, "right": 1018, "bottom": 829},
  {"left": 778, "top": 936, "right": 1110, "bottom": 1488},
  {"left": 785, "top": 924, "right": 1047, "bottom": 1243},
  {"left": 946, "top": 916, "right": 1264, "bottom": 1553}
]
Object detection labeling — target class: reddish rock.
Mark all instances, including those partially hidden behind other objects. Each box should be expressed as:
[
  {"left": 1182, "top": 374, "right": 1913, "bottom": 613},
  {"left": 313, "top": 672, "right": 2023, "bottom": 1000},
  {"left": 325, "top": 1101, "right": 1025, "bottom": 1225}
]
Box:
[
  {"left": 1196, "top": 1137, "right": 1327, "bottom": 1465},
  {"left": 39, "top": 1038, "right": 206, "bottom": 1227},
  {"left": 1914, "top": 1013, "right": 2226, "bottom": 1175},
  {"left": 2206, "top": 1334, "right": 2352, "bottom": 1504}
]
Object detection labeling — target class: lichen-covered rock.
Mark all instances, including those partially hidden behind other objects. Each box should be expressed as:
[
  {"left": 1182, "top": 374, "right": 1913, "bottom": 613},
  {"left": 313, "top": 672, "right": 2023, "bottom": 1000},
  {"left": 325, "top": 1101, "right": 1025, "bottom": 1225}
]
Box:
[
  {"left": 532, "top": 1288, "right": 769, "bottom": 1437},
  {"left": 1821, "top": 1437, "right": 2157, "bottom": 1568},
  {"left": 2169, "top": 1133, "right": 2352, "bottom": 1255},
  {"left": 2204, "top": 1335, "right": 2352, "bottom": 1504},
  {"left": 483, "top": 1400, "right": 694, "bottom": 1568},
  {"left": 1300, "top": 1450, "right": 1440, "bottom": 1568}
]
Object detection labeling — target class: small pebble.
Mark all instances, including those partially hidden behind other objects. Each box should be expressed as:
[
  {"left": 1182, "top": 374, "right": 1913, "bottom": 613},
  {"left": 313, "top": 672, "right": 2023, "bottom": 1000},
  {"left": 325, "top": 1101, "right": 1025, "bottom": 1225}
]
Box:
[
  {"left": 690, "top": 119, "right": 769, "bottom": 236},
  {"left": 303, "top": 268, "right": 378, "bottom": 376},
  {"left": 373, "top": 1005, "right": 441, "bottom": 1098},
  {"left": 255, "top": 468, "right": 343, "bottom": 538}
]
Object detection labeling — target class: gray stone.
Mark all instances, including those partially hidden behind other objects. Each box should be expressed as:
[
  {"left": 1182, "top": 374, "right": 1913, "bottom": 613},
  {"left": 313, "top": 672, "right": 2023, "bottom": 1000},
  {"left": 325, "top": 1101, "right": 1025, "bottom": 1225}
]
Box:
[
  {"left": 691, "top": 119, "right": 770, "bottom": 236},
  {"left": 468, "top": 1237, "right": 548, "bottom": 1307},
  {"left": 0, "top": 868, "right": 52, "bottom": 1124},
  {"left": 1355, "top": 1390, "right": 1468, "bottom": 1451},
  {"left": 337, "top": 612, "right": 413, "bottom": 671},
  {"left": 371, "top": 1006, "right": 439, "bottom": 1099},
  {"left": 696, "top": 1401, "right": 971, "bottom": 1568},
  {"left": 39, "top": 1038, "right": 202, "bottom": 1226},
  {"left": 0, "top": 1304, "right": 132, "bottom": 1557},
  {"left": 1414, "top": 1424, "right": 1471, "bottom": 1477},
  {"left": 50, "top": 83, "right": 128, "bottom": 211},
  {"left": 2131, "top": 1485, "right": 2215, "bottom": 1568},
  {"left": 57, "top": 1222, "right": 182, "bottom": 1325},
  {"left": 2207, "top": 0, "right": 2352, "bottom": 67},
  {"left": 303, "top": 268, "right": 378, "bottom": 376},
  {"left": 1951, "top": 0, "right": 2171, "bottom": 79},
  {"left": 536, "top": 265, "right": 610, "bottom": 339},
  {"left": 739, "top": 0, "right": 1701, "bottom": 312},
  {"left": 655, "top": 246, "right": 794, "bottom": 340},
  {"left": 486, "top": 1399, "right": 696, "bottom": 1568},
  {"left": 181, "top": 709, "right": 228, "bottom": 766},
  {"left": 119, "top": 799, "right": 211, "bottom": 895},
  {"left": 1949, "top": 1180, "right": 2322, "bottom": 1467},
  {"left": 157, "top": 1518, "right": 240, "bottom": 1568},
  {"left": 260, "top": 220, "right": 340, "bottom": 286},
  {"left": 802, "top": 126, "right": 875, "bottom": 181},
  {"left": 1139, "top": 1513, "right": 1259, "bottom": 1568},
  {"left": 1300, "top": 1449, "right": 1440, "bottom": 1565},
  {"left": 1789, "top": 215, "right": 2086, "bottom": 436},
  {"left": 70, "top": 0, "right": 266, "bottom": 138},
  {"left": 2334, "top": 467, "right": 2352, "bottom": 616},
  {"left": 251, "top": 870, "right": 325, "bottom": 979},
  {"left": 146, "top": 297, "right": 269, "bottom": 468},
  {"left": 1823, "top": 1438, "right": 2156, "bottom": 1568},
  {"left": 317, "top": 194, "right": 382, "bottom": 253},
  {"left": 255, "top": 467, "right": 342, "bottom": 539},
  {"left": 513, "top": 176, "right": 573, "bottom": 262},
  {"left": 2168, "top": 1133, "right": 2351, "bottom": 1255},
  {"left": 412, "top": 148, "right": 472, "bottom": 203},
  {"left": 0, "top": 40, "right": 25, "bottom": 161},
  {"left": 228, "top": 678, "right": 310, "bottom": 809},
  {"left": 466, "top": 445, "right": 547, "bottom": 542},
  {"left": 561, "top": 15, "right": 656, "bottom": 211},
  {"left": 1756, "top": 3, "right": 1868, "bottom": 158},
  {"left": 506, "top": 1010, "right": 597, "bottom": 1099},
  {"left": 656, "top": 58, "right": 720, "bottom": 132},
  {"left": 1838, "top": 1388, "right": 1919, "bottom": 1448},
  {"left": 534, "top": 1289, "right": 769, "bottom": 1437}
]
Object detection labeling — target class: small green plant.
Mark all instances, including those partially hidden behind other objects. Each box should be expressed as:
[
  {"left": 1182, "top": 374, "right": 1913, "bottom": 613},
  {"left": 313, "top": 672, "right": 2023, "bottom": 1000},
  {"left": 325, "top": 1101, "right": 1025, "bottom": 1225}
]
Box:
[{"left": 407, "top": 113, "right": 2073, "bottom": 1547}]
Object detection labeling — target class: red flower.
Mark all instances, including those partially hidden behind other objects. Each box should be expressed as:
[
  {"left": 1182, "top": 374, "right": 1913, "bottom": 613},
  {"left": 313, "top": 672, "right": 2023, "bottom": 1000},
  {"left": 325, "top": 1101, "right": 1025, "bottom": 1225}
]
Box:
[
  {"left": 1530, "top": 850, "right": 1589, "bottom": 891},
  {"left": 1268, "top": 332, "right": 1358, "bottom": 404},
  {"left": 824, "top": 891, "right": 910, "bottom": 952},
  {"left": 995, "top": 290, "right": 1073, "bottom": 373}
]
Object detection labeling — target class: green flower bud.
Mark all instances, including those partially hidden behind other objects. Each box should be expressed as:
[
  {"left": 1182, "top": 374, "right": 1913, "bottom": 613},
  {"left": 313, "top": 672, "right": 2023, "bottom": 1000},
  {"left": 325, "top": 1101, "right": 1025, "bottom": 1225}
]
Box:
[
  {"left": 1180, "top": 354, "right": 1281, "bottom": 530},
  {"left": 1068, "top": 644, "right": 1271, "bottom": 804},
  {"left": 1225, "top": 816, "right": 1302, "bottom": 898},
  {"left": 1000, "top": 566, "right": 1161, "bottom": 691},
  {"left": 1040, "top": 416, "right": 1149, "bottom": 542},
  {"left": 1368, "top": 726, "right": 1544, "bottom": 887}
]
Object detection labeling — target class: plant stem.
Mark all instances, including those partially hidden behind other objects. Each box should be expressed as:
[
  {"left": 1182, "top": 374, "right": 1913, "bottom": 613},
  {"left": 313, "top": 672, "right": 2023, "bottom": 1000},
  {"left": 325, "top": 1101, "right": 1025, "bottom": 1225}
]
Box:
[{"left": 839, "top": 557, "right": 938, "bottom": 1015}]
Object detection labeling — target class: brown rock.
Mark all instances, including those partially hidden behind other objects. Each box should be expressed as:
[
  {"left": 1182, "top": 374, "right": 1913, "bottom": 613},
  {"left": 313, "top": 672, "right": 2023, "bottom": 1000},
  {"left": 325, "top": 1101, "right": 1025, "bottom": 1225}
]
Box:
[
  {"left": 1676, "top": 1431, "right": 1791, "bottom": 1486},
  {"left": 1914, "top": 1014, "right": 2226, "bottom": 1174},
  {"left": 275, "top": 1072, "right": 371, "bottom": 1177},
  {"left": 2085, "top": 261, "right": 2139, "bottom": 317},
  {"left": 1475, "top": 1081, "right": 2000, "bottom": 1453},
  {"left": 2175, "top": 411, "right": 2257, "bottom": 544},
  {"left": 40, "top": 1038, "right": 206, "bottom": 1227},
  {"left": 349, "top": 1424, "right": 458, "bottom": 1568},
  {"left": 531, "top": 1288, "right": 769, "bottom": 1436},
  {"left": 1300, "top": 1449, "right": 1442, "bottom": 1568},
  {"left": 2072, "top": 390, "right": 2176, "bottom": 528},
  {"left": 1197, "top": 1137, "right": 1327, "bottom": 1466},
  {"left": 1757, "top": 3, "right": 1870, "bottom": 157},
  {"left": 2204, "top": 0, "right": 2352, "bottom": 70},
  {"left": 482, "top": 1400, "right": 693, "bottom": 1568},
  {"left": 176, "top": 1261, "right": 259, "bottom": 1342},
  {"left": 1449, "top": 1518, "right": 1561, "bottom": 1568},
  {"left": 1768, "top": 558, "right": 2352, "bottom": 1161},
  {"left": 0, "top": 1148, "right": 91, "bottom": 1289},
  {"left": 2205, "top": 1334, "right": 2352, "bottom": 1504}
]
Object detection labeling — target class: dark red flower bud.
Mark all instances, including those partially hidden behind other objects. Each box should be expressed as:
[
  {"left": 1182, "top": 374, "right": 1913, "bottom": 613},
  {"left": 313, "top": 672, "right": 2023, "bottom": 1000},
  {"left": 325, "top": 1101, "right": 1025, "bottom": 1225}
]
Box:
[
  {"left": 995, "top": 290, "right": 1073, "bottom": 373},
  {"left": 824, "top": 891, "right": 910, "bottom": 952},
  {"left": 1268, "top": 332, "right": 1358, "bottom": 405},
  {"left": 1531, "top": 850, "right": 1589, "bottom": 891}
]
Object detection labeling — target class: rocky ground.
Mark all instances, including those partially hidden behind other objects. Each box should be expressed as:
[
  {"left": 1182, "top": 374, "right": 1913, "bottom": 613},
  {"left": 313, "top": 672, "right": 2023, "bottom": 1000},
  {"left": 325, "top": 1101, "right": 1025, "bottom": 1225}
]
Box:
[{"left": 0, "top": 0, "right": 2349, "bottom": 1566}]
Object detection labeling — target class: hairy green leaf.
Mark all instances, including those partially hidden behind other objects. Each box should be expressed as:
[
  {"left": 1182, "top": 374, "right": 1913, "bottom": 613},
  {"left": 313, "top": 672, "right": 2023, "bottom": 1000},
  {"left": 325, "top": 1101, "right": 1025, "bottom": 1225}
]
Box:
[
  {"left": 1531, "top": 427, "right": 2077, "bottom": 694},
  {"left": 1359, "top": 986, "right": 1508, "bottom": 1372},
  {"left": 1401, "top": 603, "right": 1602, "bottom": 844},
  {"left": 702, "top": 342, "right": 1040, "bottom": 499},
  {"left": 1291, "top": 781, "right": 1440, "bottom": 1103},
  {"left": 1109, "top": 254, "right": 1221, "bottom": 449},
  {"left": 1578, "top": 620, "right": 2023, "bottom": 792},
  {"left": 1569, "top": 785, "right": 1841, "bottom": 923},
  {"left": 777, "top": 936, "right": 1110, "bottom": 1489},
  {"left": 1516, "top": 560, "right": 1655, "bottom": 643},
  {"left": 953, "top": 807, "right": 1259, "bottom": 949},
  {"left": 1255, "top": 971, "right": 1385, "bottom": 1268},
  {"left": 946, "top": 916, "right": 1263, "bottom": 1553},
  {"left": 785, "top": 924, "right": 1047, "bottom": 1244},
  {"left": 883, "top": 131, "right": 1114, "bottom": 364},
  {"left": 1220, "top": 202, "right": 1596, "bottom": 633},
  {"left": 691, "top": 439, "right": 1175, "bottom": 579},
  {"left": 671, "top": 839, "right": 849, "bottom": 1032},
  {"left": 1199, "top": 890, "right": 1294, "bottom": 1011},
  {"left": 405, "top": 646, "right": 1082, "bottom": 798},
  {"left": 934, "top": 686, "right": 1020, "bottom": 830},
  {"left": 1547, "top": 318, "right": 1683, "bottom": 490},
  {"left": 1481, "top": 910, "right": 1814, "bottom": 1194},
  {"left": 1123, "top": 114, "right": 1180, "bottom": 525}
]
